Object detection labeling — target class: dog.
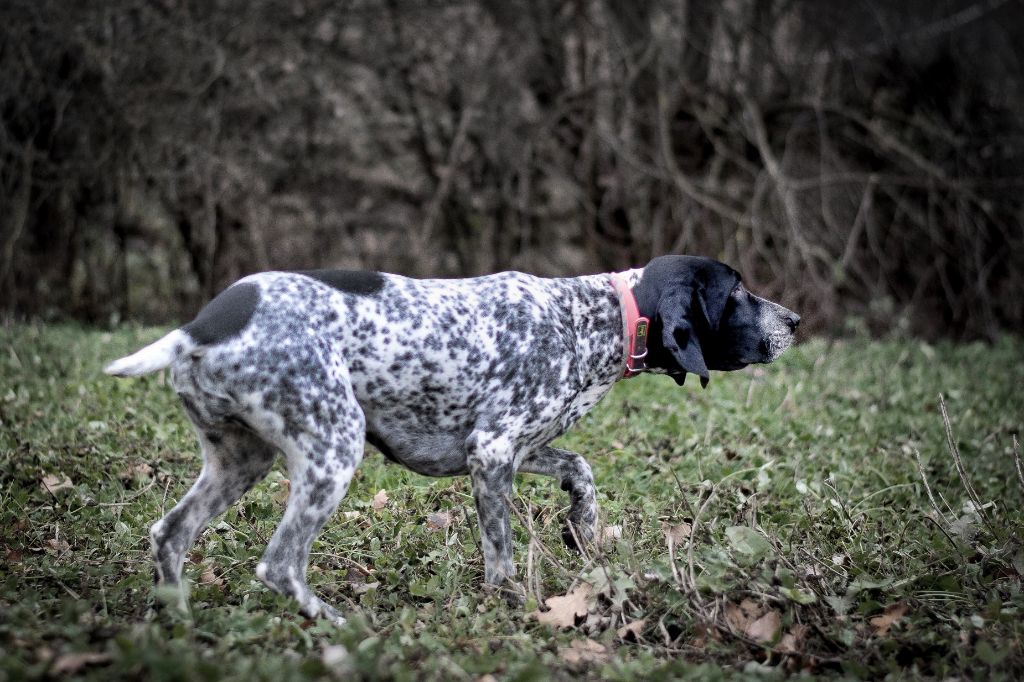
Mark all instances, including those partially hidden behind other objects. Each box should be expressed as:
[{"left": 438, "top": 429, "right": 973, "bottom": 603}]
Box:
[{"left": 105, "top": 255, "right": 799, "bottom": 623}]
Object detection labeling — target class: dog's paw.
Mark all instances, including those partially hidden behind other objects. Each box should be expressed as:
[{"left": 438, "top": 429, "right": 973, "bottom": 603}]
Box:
[
  {"left": 152, "top": 582, "right": 191, "bottom": 618},
  {"left": 482, "top": 580, "right": 527, "bottom": 608},
  {"left": 302, "top": 597, "right": 346, "bottom": 626}
]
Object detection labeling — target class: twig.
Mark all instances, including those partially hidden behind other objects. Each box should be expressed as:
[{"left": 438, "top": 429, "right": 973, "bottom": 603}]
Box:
[
  {"left": 523, "top": 499, "right": 544, "bottom": 605},
  {"left": 687, "top": 486, "right": 717, "bottom": 599},
  {"left": 939, "top": 394, "right": 1002, "bottom": 541},
  {"left": 506, "top": 494, "right": 573, "bottom": 579},
  {"left": 913, "top": 448, "right": 948, "bottom": 527}
]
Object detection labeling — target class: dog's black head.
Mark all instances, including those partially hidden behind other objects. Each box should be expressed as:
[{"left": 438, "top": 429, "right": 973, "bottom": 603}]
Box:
[{"left": 632, "top": 255, "right": 799, "bottom": 387}]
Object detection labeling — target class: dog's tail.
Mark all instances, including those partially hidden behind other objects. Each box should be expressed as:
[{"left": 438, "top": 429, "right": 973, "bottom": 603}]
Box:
[{"left": 104, "top": 329, "right": 195, "bottom": 377}]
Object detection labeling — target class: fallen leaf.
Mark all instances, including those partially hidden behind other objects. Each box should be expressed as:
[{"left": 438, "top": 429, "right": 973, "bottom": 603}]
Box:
[
  {"left": 747, "top": 610, "right": 782, "bottom": 644},
  {"left": 199, "top": 566, "right": 224, "bottom": 586},
  {"left": 47, "top": 537, "right": 70, "bottom": 553},
  {"left": 117, "top": 462, "right": 153, "bottom": 480},
  {"left": 352, "top": 581, "right": 379, "bottom": 595},
  {"left": 870, "top": 602, "right": 908, "bottom": 636},
  {"left": 476, "top": 676, "right": 499, "bottom": 682},
  {"left": 426, "top": 511, "right": 451, "bottom": 531},
  {"left": 663, "top": 522, "right": 692, "bottom": 547},
  {"left": 726, "top": 598, "right": 764, "bottom": 631},
  {"left": 601, "top": 524, "right": 622, "bottom": 543},
  {"left": 726, "top": 599, "right": 780, "bottom": 644},
  {"left": 50, "top": 651, "right": 111, "bottom": 675},
  {"left": 616, "top": 618, "right": 646, "bottom": 641},
  {"left": 342, "top": 511, "right": 361, "bottom": 520},
  {"left": 528, "top": 582, "right": 593, "bottom": 628},
  {"left": 371, "top": 489, "right": 389, "bottom": 510},
  {"left": 778, "top": 623, "right": 809, "bottom": 653},
  {"left": 558, "top": 638, "right": 608, "bottom": 665},
  {"left": 41, "top": 474, "right": 73, "bottom": 495}
]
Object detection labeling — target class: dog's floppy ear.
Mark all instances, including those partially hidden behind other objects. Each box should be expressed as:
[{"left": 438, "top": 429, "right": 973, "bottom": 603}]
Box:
[
  {"left": 658, "top": 286, "right": 711, "bottom": 388},
  {"left": 696, "top": 266, "right": 738, "bottom": 333},
  {"left": 653, "top": 259, "right": 740, "bottom": 389}
]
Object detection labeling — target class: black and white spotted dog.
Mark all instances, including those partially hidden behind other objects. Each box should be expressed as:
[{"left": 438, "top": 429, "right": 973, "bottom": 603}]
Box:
[{"left": 106, "top": 255, "right": 798, "bottom": 623}]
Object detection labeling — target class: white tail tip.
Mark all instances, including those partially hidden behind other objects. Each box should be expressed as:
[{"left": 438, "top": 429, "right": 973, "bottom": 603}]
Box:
[{"left": 104, "top": 330, "right": 193, "bottom": 377}]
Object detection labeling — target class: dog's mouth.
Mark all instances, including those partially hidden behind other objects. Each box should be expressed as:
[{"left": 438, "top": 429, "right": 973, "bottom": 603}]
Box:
[{"left": 760, "top": 331, "right": 794, "bottom": 362}]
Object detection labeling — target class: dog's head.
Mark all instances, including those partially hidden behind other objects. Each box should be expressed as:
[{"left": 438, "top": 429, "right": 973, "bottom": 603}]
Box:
[{"left": 633, "top": 255, "right": 799, "bottom": 387}]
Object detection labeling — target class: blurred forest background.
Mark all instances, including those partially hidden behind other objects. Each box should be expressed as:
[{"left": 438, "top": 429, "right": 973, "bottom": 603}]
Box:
[{"left": 1, "top": 0, "right": 1022, "bottom": 338}]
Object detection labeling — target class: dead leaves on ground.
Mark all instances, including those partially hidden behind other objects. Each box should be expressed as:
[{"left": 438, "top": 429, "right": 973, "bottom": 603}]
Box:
[
  {"left": 558, "top": 638, "right": 609, "bottom": 666},
  {"left": 426, "top": 511, "right": 451, "bottom": 531},
  {"left": 726, "top": 598, "right": 783, "bottom": 645},
  {"left": 527, "top": 582, "right": 592, "bottom": 628},
  {"left": 49, "top": 651, "right": 111, "bottom": 675},
  {"left": 870, "top": 602, "right": 908, "bottom": 636},
  {"left": 40, "top": 473, "right": 73, "bottom": 495},
  {"left": 371, "top": 489, "right": 389, "bottom": 511}
]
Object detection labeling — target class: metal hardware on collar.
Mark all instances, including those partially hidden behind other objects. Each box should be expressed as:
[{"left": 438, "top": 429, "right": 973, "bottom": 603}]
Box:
[{"left": 609, "top": 273, "right": 650, "bottom": 378}]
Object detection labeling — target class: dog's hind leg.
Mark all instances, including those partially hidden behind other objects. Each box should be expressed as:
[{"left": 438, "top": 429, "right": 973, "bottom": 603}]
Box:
[
  {"left": 517, "top": 446, "right": 598, "bottom": 550},
  {"left": 150, "top": 422, "right": 277, "bottom": 593},
  {"left": 253, "top": 382, "right": 365, "bottom": 624},
  {"left": 465, "top": 430, "right": 524, "bottom": 604}
]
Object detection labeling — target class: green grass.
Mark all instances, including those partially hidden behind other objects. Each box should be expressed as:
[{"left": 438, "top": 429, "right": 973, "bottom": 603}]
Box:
[{"left": 1, "top": 323, "right": 1022, "bottom": 680}]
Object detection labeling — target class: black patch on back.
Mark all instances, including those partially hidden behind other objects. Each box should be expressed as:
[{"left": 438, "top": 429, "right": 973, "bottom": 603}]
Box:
[
  {"left": 182, "top": 282, "right": 260, "bottom": 345},
  {"left": 297, "top": 269, "right": 385, "bottom": 296}
]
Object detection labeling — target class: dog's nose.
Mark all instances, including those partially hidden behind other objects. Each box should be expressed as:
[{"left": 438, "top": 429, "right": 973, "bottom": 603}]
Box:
[{"left": 784, "top": 311, "right": 801, "bottom": 332}]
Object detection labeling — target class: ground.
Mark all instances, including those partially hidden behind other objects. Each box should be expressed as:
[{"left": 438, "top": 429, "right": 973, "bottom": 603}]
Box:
[{"left": 1, "top": 324, "right": 1022, "bottom": 680}]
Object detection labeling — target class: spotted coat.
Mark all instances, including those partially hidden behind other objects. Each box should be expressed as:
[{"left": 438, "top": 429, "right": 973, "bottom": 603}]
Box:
[{"left": 105, "top": 257, "right": 799, "bottom": 623}]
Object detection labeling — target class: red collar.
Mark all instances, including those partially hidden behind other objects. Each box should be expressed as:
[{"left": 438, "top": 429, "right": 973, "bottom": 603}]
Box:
[{"left": 609, "top": 273, "right": 650, "bottom": 378}]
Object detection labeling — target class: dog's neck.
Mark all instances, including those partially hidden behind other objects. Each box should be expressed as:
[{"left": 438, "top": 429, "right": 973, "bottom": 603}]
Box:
[{"left": 608, "top": 271, "right": 649, "bottom": 378}]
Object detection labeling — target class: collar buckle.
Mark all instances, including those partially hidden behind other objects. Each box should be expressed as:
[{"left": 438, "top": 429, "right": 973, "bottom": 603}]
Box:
[{"left": 609, "top": 274, "right": 650, "bottom": 378}]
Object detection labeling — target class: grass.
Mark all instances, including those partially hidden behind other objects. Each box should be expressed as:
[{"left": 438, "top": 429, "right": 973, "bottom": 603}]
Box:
[{"left": 1, "top": 322, "right": 1022, "bottom": 680}]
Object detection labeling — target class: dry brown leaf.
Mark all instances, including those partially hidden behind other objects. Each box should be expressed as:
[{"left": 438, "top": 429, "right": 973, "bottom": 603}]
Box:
[
  {"left": 371, "top": 489, "right": 389, "bottom": 510},
  {"left": 601, "top": 525, "right": 622, "bottom": 544},
  {"left": 558, "top": 638, "right": 609, "bottom": 666},
  {"left": 47, "top": 537, "right": 70, "bottom": 553},
  {"left": 778, "top": 623, "right": 809, "bottom": 653},
  {"left": 476, "top": 676, "right": 499, "bottom": 682},
  {"left": 726, "top": 599, "right": 780, "bottom": 644},
  {"left": 50, "top": 651, "right": 111, "bottom": 675},
  {"left": 41, "top": 474, "right": 73, "bottom": 495},
  {"left": 725, "top": 598, "right": 764, "bottom": 631},
  {"left": 747, "top": 610, "right": 782, "bottom": 644},
  {"left": 426, "top": 511, "right": 451, "bottom": 531},
  {"left": 663, "top": 522, "right": 693, "bottom": 547},
  {"left": 528, "top": 582, "right": 593, "bottom": 628},
  {"left": 199, "top": 566, "right": 224, "bottom": 586},
  {"left": 117, "top": 462, "right": 153, "bottom": 480},
  {"left": 870, "top": 602, "right": 908, "bottom": 636},
  {"left": 616, "top": 618, "right": 647, "bottom": 641}
]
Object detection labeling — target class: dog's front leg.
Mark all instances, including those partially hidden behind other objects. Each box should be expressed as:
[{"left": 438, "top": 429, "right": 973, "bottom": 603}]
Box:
[
  {"left": 518, "top": 445, "right": 598, "bottom": 551},
  {"left": 465, "top": 431, "right": 523, "bottom": 604}
]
